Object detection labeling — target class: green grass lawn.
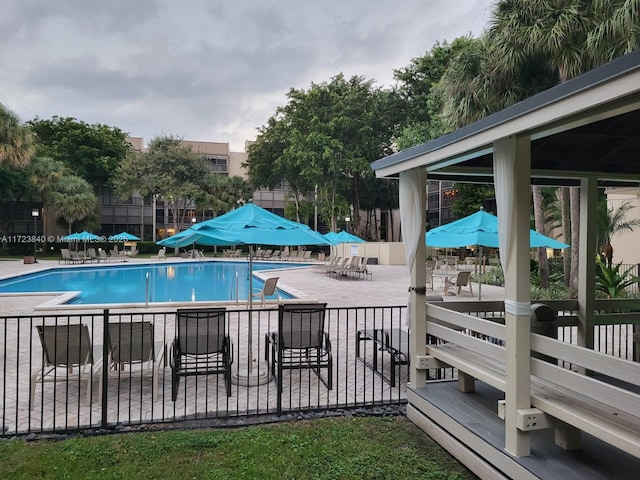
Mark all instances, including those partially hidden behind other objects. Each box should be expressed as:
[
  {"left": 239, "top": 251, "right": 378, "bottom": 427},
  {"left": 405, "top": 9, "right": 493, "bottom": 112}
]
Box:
[{"left": 0, "top": 416, "right": 476, "bottom": 480}]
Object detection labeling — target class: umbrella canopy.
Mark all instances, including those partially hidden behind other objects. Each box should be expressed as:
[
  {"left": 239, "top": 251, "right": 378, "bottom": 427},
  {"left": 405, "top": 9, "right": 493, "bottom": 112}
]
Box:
[
  {"left": 60, "top": 231, "right": 102, "bottom": 242},
  {"left": 323, "top": 231, "right": 365, "bottom": 244},
  {"left": 109, "top": 231, "right": 141, "bottom": 242},
  {"left": 425, "top": 210, "right": 569, "bottom": 249},
  {"left": 157, "top": 203, "right": 331, "bottom": 379},
  {"left": 158, "top": 203, "right": 331, "bottom": 248}
]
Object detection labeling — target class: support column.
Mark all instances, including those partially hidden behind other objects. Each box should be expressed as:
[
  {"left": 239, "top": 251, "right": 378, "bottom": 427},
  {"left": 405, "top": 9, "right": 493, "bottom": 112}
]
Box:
[
  {"left": 578, "top": 177, "right": 597, "bottom": 350},
  {"left": 494, "top": 136, "right": 532, "bottom": 457},
  {"left": 400, "top": 168, "right": 427, "bottom": 389}
]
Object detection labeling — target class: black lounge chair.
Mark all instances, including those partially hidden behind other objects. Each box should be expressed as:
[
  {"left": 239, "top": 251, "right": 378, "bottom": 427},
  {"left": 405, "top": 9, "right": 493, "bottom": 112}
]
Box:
[
  {"left": 170, "top": 308, "right": 232, "bottom": 400},
  {"left": 265, "top": 303, "right": 332, "bottom": 408}
]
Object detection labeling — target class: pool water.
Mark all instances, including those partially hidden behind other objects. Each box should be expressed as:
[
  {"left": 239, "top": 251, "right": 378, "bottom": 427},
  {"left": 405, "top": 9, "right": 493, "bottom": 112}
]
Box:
[{"left": 0, "top": 261, "right": 297, "bottom": 305}]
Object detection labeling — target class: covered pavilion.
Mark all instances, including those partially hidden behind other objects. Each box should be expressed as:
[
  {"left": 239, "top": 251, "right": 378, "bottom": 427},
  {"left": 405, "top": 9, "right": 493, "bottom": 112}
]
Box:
[{"left": 372, "top": 50, "right": 640, "bottom": 479}]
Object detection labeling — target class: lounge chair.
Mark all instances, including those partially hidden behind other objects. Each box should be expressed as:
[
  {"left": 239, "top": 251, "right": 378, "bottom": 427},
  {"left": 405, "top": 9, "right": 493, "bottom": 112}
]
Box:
[
  {"left": 444, "top": 270, "right": 473, "bottom": 296},
  {"left": 87, "top": 248, "right": 100, "bottom": 263},
  {"left": 60, "top": 248, "right": 82, "bottom": 264},
  {"left": 325, "top": 257, "right": 348, "bottom": 275},
  {"left": 354, "top": 257, "right": 372, "bottom": 280},
  {"left": 250, "top": 277, "right": 280, "bottom": 307},
  {"left": 150, "top": 248, "right": 167, "bottom": 260},
  {"left": 330, "top": 256, "right": 360, "bottom": 277},
  {"left": 30, "top": 324, "right": 102, "bottom": 410},
  {"left": 98, "top": 249, "right": 111, "bottom": 262},
  {"left": 70, "top": 250, "right": 90, "bottom": 263},
  {"left": 170, "top": 308, "right": 232, "bottom": 400},
  {"left": 109, "top": 249, "right": 126, "bottom": 262},
  {"left": 104, "top": 321, "right": 165, "bottom": 402},
  {"left": 265, "top": 304, "right": 332, "bottom": 405}
]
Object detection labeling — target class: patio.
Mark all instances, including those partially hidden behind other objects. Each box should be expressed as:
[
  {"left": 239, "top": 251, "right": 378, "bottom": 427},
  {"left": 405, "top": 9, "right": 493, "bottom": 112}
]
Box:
[{"left": 0, "top": 257, "right": 502, "bottom": 436}]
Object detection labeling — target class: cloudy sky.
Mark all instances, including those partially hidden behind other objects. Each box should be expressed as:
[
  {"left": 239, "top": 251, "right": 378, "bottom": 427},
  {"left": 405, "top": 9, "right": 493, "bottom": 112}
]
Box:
[{"left": 1, "top": 0, "right": 494, "bottom": 152}]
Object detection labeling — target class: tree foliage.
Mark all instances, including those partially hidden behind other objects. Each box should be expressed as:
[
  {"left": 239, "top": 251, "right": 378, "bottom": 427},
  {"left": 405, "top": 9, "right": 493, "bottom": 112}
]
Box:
[
  {"left": 246, "top": 74, "right": 402, "bottom": 234},
  {"left": 28, "top": 116, "right": 130, "bottom": 187},
  {"left": 0, "top": 103, "right": 34, "bottom": 168},
  {"left": 50, "top": 175, "right": 97, "bottom": 234},
  {"left": 113, "top": 135, "right": 210, "bottom": 230}
]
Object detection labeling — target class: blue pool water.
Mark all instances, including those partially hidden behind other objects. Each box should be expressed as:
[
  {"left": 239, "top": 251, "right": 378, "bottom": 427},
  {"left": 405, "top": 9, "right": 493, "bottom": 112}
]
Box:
[{"left": 0, "top": 261, "right": 297, "bottom": 305}]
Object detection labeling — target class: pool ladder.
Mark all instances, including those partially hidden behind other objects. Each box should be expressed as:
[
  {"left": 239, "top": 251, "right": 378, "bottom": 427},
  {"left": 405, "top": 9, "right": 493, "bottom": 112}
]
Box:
[{"left": 145, "top": 272, "right": 150, "bottom": 307}]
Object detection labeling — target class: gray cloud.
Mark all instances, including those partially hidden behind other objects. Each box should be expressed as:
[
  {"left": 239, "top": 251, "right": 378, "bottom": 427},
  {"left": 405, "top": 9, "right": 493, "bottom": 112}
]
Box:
[{"left": 1, "top": 0, "right": 494, "bottom": 150}]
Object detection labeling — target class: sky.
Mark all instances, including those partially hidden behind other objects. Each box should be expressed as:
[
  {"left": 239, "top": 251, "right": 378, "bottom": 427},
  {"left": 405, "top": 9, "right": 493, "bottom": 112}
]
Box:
[{"left": 1, "top": 0, "right": 494, "bottom": 152}]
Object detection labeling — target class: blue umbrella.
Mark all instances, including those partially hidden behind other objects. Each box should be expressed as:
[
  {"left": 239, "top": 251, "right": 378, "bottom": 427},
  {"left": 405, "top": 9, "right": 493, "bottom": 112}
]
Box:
[
  {"left": 425, "top": 210, "right": 568, "bottom": 300},
  {"left": 160, "top": 203, "right": 330, "bottom": 248},
  {"left": 426, "top": 210, "right": 569, "bottom": 249},
  {"left": 323, "top": 231, "right": 365, "bottom": 244},
  {"left": 157, "top": 203, "right": 331, "bottom": 378},
  {"left": 109, "top": 231, "right": 141, "bottom": 242}
]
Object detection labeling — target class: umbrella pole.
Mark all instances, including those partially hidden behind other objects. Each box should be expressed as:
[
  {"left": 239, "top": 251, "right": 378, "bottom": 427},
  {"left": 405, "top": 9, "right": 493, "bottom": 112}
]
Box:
[
  {"left": 248, "top": 245, "right": 253, "bottom": 364},
  {"left": 232, "top": 244, "right": 270, "bottom": 386},
  {"left": 479, "top": 246, "right": 483, "bottom": 301}
]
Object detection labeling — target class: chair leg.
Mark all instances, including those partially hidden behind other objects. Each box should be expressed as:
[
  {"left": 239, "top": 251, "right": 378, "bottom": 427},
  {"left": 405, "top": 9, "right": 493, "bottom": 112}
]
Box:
[
  {"left": 171, "top": 367, "right": 179, "bottom": 401},
  {"left": 152, "top": 364, "right": 158, "bottom": 402},
  {"left": 30, "top": 370, "right": 40, "bottom": 411}
]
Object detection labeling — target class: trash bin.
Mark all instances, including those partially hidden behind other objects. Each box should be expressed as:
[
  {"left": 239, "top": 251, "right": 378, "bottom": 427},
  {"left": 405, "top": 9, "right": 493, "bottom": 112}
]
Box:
[
  {"left": 530, "top": 303, "right": 557, "bottom": 363},
  {"left": 23, "top": 256, "right": 36, "bottom": 264}
]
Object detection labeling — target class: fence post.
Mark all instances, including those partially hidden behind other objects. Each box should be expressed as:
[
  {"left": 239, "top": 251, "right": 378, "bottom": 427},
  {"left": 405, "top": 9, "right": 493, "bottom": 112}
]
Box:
[{"left": 101, "top": 309, "right": 109, "bottom": 428}]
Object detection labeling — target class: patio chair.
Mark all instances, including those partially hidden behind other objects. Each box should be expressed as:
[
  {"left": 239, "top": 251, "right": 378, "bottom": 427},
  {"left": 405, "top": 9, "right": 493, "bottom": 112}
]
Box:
[
  {"left": 30, "top": 324, "right": 102, "bottom": 410},
  {"left": 109, "top": 249, "right": 127, "bottom": 262},
  {"left": 60, "top": 248, "right": 81, "bottom": 264},
  {"left": 98, "top": 249, "right": 111, "bottom": 262},
  {"left": 103, "top": 321, "right": 165, "bottom": 402},
  {"left": 170, "top": 308, "right": 232, "bottom": 400},
  {"left": 70, "top": 250, "right": 90, "bottom": 263},
  {"left": 444, "top": 270, "right": 473, "bottom": 296},
  {"left": 150, "top": 248, "right": 167, "bottom": 260},
  {"left": 426, "top": 267, "right": 434, "bottom": 291},
  {"left": 87, "top": 248, "right": 100, "bottom": 263},
  {"left": 250, "top": 277, "right": 280, "bottom": 307},
  {"left": 265, "top": 303, "right": 332, "bottom": 394}
]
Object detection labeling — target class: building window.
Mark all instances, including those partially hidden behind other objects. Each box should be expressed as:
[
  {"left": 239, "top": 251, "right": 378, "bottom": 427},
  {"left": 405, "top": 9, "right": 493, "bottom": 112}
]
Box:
[{"left": 205, "top": 155, "right": 228, "bottom": 173}]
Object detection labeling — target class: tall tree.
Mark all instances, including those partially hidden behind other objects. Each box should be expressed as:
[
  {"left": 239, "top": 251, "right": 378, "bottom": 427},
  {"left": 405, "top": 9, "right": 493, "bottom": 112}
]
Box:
[
  {"left": 112, "top": 135, "right": 209, "bottom": 234},
  {"left": 196, "top": 173, "right": 254, "bottom": 215},
  {"left": 50, "top": 175, "right": 97, "bottom": 234},
  {"left": 597, "top": 197, "right": 640, "bottom": 266},
  {"left": 28, "top": 157, "right": 69, "bottom": 238},
  {"left": 0, "top": 103, "right": 34, "bottom": 168},
  {"left": 246, "top": 74, "right": 400, "bottom": 232},
  {"left": 487, "top": 0, "right": 640, "bottom": 291},
  {"left": 28, "top": 116, "right": 130, "bottom": 187}
]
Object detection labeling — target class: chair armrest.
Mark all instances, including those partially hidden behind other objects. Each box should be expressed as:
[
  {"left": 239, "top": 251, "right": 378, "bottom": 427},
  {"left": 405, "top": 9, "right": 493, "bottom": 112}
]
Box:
[
  {"left": 169, "top": 338, "right": 179, "bottom": 369},
  {"left": 323, "top": 332, "right": 332, "bottom": 353}
]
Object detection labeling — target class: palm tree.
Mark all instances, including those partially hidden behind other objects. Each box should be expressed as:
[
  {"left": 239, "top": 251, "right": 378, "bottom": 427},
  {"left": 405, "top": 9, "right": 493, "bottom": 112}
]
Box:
[
  {"left": 50, "top": 176, "right": 97, "bottom": 234},
  {"left": 483, "top": 0, "right": 640, "bottom": 291},
  {"left": 0, "top": 104, "right": 34, "bottom": 168},
  {"left": 597, "top": 199, "right": 640, "bottom": 267},
  {"left": 28, "top": 157, "right": 69, "bottom": 239}
]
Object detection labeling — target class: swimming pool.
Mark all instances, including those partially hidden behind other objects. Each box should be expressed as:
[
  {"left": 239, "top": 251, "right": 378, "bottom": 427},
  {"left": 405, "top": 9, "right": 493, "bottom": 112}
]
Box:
[{"left": 0, "top": 261, "right": 298, "bottom": 305}]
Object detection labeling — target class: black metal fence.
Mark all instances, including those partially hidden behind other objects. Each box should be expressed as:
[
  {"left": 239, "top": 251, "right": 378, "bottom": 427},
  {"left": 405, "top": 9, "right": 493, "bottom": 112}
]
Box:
[{"left": 1, "top": 305, "right": 408, "bottom": 437}]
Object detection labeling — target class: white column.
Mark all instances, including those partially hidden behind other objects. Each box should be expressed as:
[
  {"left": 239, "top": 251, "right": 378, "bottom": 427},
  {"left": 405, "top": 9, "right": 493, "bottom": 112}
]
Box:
[
  {"left": 400, "top": 168, "right": 427, "bottom": 389},
  {"left": 494, "top": 136, "right": 532, "bottom": 456},
  {"left": 578, "top": 177, "right": 597, "bottom": 350}
]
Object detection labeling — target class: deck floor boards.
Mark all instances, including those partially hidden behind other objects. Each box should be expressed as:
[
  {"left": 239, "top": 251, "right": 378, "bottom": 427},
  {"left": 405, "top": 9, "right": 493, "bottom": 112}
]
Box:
[{"left": 412, "top": 380, "right": 640, "bottom": 480}]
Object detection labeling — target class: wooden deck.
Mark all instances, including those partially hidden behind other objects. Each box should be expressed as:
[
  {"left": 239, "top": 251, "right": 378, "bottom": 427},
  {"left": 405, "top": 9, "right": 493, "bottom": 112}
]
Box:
[{"left": 408, "top": 380, "right": 640, "bottom": 480}]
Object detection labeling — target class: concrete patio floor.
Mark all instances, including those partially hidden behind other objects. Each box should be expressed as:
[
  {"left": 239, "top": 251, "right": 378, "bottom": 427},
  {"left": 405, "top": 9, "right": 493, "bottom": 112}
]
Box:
[{"left": 0, "top": 256, "right": 505, "bottom": 435}]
